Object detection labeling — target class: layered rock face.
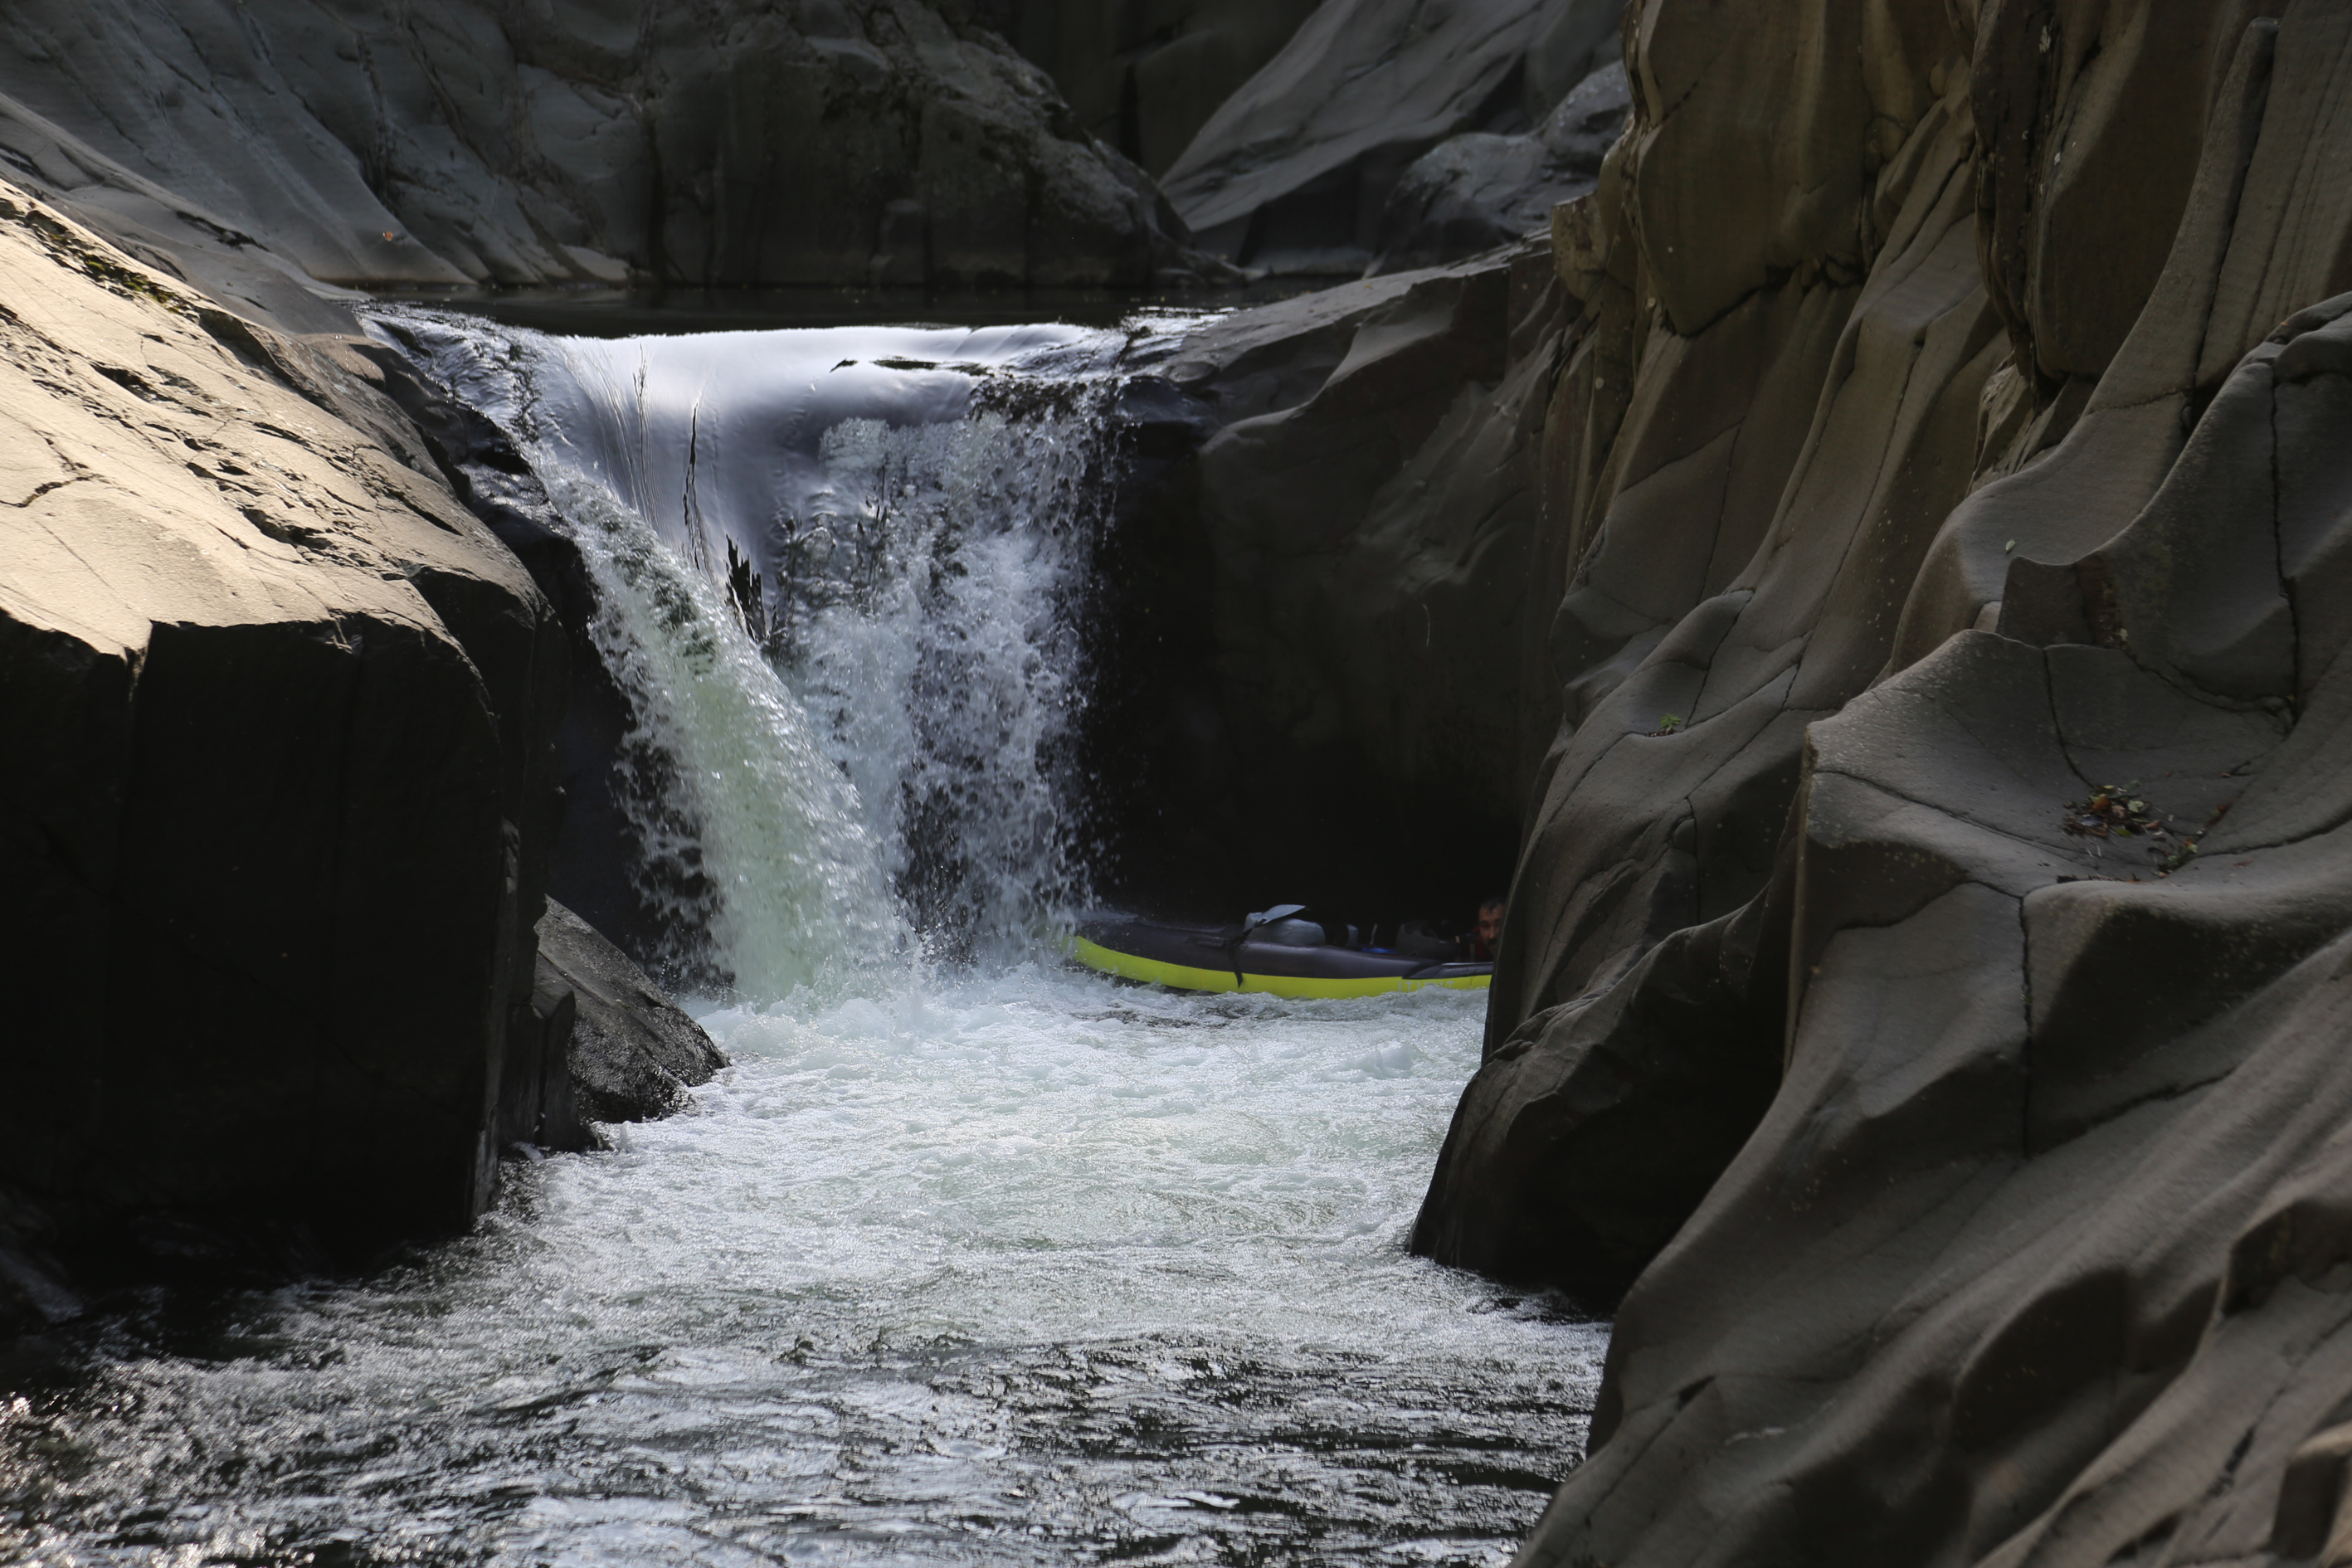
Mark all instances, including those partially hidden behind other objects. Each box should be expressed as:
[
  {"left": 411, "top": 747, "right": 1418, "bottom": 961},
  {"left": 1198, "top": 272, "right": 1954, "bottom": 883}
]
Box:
[
  {"left": 0, "top": 180, "right": 574, "bottom": 1258},
  {"left": 0, "top": 0, "right": 1195, "bottom": 308},
  {"left": 1410, "top": 0, "right": 2352, "bottom": 1563}
]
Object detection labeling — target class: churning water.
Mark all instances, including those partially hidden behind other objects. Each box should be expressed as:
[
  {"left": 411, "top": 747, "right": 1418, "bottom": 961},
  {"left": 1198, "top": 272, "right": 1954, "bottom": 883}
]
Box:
[{"left": 0, "top": 310, "right": 1603, "bottom": 1566}]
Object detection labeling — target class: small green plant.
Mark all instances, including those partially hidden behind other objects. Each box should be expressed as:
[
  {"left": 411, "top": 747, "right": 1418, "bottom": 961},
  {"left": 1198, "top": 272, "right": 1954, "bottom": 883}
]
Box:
[{"left": 1653, "top": 713, "right": 1683, "bottom": 736}]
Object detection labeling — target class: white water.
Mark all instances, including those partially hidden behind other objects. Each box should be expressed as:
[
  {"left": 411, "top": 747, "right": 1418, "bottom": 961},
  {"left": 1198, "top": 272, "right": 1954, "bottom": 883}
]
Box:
[
  {"left": 5, "top": 975, "right": 1600, "bottom": 1565},
  {"left": 384, "top": 309, "right": 1148, "bottom": 985},
  {"left": 0, "top": 310, "right": 1604, "bottom": 1566}
]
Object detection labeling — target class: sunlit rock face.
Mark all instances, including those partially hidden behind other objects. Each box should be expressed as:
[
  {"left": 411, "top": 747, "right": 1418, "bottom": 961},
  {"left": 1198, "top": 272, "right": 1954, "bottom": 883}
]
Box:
[
  {"left": 0, "top": 180, "right": 567, "bottom": 1255},
  {"left": 0, "top": 0, "right": 1196, "bottom": 310},
  {"left": 1415, "top": 1, "right": 2352, "bottom": 1564}
]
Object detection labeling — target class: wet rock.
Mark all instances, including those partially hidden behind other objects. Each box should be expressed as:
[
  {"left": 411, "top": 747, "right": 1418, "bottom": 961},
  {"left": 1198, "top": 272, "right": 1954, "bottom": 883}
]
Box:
[
  {"left": 0, "top": 0, "right": 1203, "bottom": 312},
  {"left": 351, "top": 336, "right": 686, "bottom": 979},
  {"left": 536, "top": 901, "right": 729, "bottom": 1125},
  {"left": 0, "top": 179, "right": 564, "bottom": 1244},
  {"left": 0, "top": 1188, "right": 80, "bottom": 1342},
  {"left": 1410, "top": 887, "right": 1786, "bottom": 1303},
  {"left": 1163, "top": 0, "right": 1624, "bottom": 273}
]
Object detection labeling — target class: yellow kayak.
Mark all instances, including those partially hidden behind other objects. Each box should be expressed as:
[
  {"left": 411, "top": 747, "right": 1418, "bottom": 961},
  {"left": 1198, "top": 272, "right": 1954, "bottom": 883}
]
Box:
[{"left": 1069, "top": 918, "right": 1491, "bottom": 1000}]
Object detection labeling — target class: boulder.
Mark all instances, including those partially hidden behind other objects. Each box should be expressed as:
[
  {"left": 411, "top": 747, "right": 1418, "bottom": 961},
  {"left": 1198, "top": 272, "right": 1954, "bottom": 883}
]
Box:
[
  {"left": 536, "top": 901, "right": 728, "bottom": 1125},
  {"left": 0, "top": 0, "right": 1205, "bottom": 309},
  {"left": 0, "top": 178, "right": 569, "bottom": 1245},
  {"left": 1097, "top": 234, "right": 1574, "bottom": 915},
  {"left": 1161, "top": 0, "right": 1623, "bottom": 272}
]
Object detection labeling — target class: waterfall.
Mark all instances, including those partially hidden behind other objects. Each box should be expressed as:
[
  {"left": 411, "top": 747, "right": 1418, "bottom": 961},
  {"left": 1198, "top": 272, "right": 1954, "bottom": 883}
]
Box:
[{"left": 373, "top": 309, "right": 1193, "bottom": 997}]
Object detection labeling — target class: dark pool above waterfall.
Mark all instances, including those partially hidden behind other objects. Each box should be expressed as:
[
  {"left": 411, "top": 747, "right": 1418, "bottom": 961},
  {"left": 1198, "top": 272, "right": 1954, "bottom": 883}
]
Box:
[
  {"left": 369, "top": 280, "right": 1336, "bottom": 338},
  {"left": 0, "top": 302, "right": 1604, "bottom": 1566}
]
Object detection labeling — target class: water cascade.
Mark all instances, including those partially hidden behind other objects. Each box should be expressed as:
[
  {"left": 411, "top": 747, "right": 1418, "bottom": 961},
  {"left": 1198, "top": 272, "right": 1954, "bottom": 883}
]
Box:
[
  {"left": 379, "top": 309, "right": 1157, "bottom": 990},
  {"left": 0, "top": 307, "right": 1605, "bottom": 1566}
]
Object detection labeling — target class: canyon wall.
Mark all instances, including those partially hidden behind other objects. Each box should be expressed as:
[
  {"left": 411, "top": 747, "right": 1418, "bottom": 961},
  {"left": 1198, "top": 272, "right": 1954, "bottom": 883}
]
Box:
[
  {"left": 1413, "top": 1, "right": 2352, "bottom": 1563},
  {"left": 0, "top": 0, "right": 1200, "bottom": 309},
  {"left": 1163, "top": 0, "right": 1624, "bottom": 271},
  {"left": 976, "top": 0, "right": 1324, "bottom": 177}
]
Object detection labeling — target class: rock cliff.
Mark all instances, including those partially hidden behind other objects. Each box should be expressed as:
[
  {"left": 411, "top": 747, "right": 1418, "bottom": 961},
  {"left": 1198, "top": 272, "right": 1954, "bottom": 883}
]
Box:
[
  {"left": 1409, "top": 1, "right": 2352, "bottom": 1563},
  {"left": 0, "top": 177, "right": 724, "bottom": 1342},
  {"left": 1162, "top": 0, "right": 1624, "bottom": 272},
  {"left": 1088, "top": 238, "right": 1574, "bottom": 917},
  {"left": 0, "top": 0, "right": 1200, "bottom": 306},
  {"left": 0, "top": 178, "right": 573, "bottom": 1256},
  {"left": 977, "top": 0, "right": 1324, "bottom": 178}
]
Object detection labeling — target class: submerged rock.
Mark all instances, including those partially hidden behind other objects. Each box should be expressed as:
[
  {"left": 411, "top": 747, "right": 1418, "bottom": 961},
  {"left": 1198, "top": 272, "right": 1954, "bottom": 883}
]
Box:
[{"left": 536, "top": 901, "right": 728, "bottom": 1126}]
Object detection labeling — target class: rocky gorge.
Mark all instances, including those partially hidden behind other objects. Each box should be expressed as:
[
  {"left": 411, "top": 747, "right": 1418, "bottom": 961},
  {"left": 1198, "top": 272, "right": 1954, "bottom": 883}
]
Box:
[{"left": 6, "top": 0, "right": 2352, "bottom": 1565}]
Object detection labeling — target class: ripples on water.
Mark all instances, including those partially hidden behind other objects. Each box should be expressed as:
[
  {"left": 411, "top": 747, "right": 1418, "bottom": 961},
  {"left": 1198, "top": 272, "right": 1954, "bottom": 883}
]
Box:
[{"left": 2, "top": 972, "right": 1600, "bottom": 1566}]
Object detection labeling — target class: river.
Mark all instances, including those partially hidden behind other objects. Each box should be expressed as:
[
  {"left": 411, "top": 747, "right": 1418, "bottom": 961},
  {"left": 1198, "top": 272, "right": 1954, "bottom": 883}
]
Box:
[{"left": 0, "top": 300, "right": 1602, "bottom": 1567}]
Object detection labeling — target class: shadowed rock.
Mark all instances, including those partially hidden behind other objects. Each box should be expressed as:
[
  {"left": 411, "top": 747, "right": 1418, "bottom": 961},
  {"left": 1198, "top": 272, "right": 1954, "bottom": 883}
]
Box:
[
  {"left": 1105, "top": 234, "right": 1573, "bottom": 910},
  {"left": 537, "top": 900, "right": 728, "bottom": 1126},
  {"left": 977, "top": 0, "right": 1326, "bottom": 177},
  {"left": 0, "top": 0, "right": 1205, "bottom": 316},
  {"left": 1370, "top": 60, "right": 1629, "bottom": 276},
  {"left": 1410, "top": 1, "right": 2352, "bottom": 1564},
  {"left": 0, "top": 178, "right": 568, "bottom": 1244},
  {"left": 1163, "top": 0, "right": 1624, "bottom": 273}
]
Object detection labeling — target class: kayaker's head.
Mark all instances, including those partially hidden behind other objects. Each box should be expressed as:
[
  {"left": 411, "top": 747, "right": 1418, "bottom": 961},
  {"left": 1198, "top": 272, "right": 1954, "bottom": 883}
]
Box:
[{"left": 1475, "top": 896, "right": 1505, "bottom": 953}]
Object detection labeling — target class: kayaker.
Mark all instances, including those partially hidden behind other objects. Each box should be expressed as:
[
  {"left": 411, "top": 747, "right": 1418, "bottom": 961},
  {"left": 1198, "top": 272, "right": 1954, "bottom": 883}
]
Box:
[{"left": 1469, "top": 896, "right": 1504, "bottom": 961}]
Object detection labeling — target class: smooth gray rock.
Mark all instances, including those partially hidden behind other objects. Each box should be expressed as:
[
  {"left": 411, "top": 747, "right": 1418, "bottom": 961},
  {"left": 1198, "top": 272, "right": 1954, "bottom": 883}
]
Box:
[
  {"left": 1370, "top": 60, "right": 1628, "bottom": 274},
  {"left": 1162, "top": 0, "right": 1622, "bottom": 273},
  {"left": 980, "top": 0, "right": 1325, "bottom": 176},
  {"left": 0, "top": 0, "right": 1204, "bottom": 320},
  {"left": 536, "top": 901, "right": 728, "bottom": 1125}
]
